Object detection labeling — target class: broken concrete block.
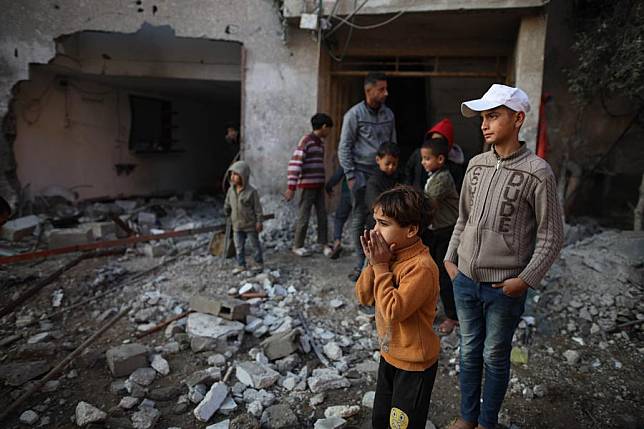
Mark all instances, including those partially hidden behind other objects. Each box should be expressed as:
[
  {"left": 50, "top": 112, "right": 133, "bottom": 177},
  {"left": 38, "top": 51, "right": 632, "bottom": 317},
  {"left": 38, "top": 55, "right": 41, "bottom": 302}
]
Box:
[
  {"left": 323, "top": 341, "right": 343, "bottom": 361},
  {"left": 307, "top": 368, "right": 351, "bottom": 393},
  {"left": 106, "top": 343, "right": 148, "bottom": 378},
  {"left": 191, "top": 336, "right": 220, "bottom": 353},
  {"left": 128, "top": 367, "right": 156, "bottom": 386},
  {"left": 242, "top": 388, "right": 275, "bottom": 407},
  {"left": 260, "top": 404, "right": 299, "bottom": 428},
  {"left": 119, "top": 396, "right": 140, "bottom": 410},
  {"left": 150, "top": 354, "right": 170, "bottom": 375},
  {"left": 189, "top": 295, "right": 250, "bottom": 322},
  {"left": 260, "top": 329, "right": 300, "bottom": 361},
  {"left": 125, "top": 380, "right": 147, "bottom": 398},
  {"left": 87, "top": 222, "right": 116, "bottom": 240},
  {"left": 137, "top": 211, "right": 157, "bottom": 225},
  {"left": 218, "top": 395, "right": 238, "bottom": 415},
  {"left": 324, "top": 405, "right": 360, "bottom": 418},
  {"left": 131, "top": 406, "right": 160, "bottom": 429},
  {"left": 143, "top": 242, "right": 171, "bottom": 258},
  {"left": 19, "top": 410, "right": 39, "bottom": 425},
  {"left": 184, "top": 367, "right": 222, "bottom": 388},
  {"left": 187, "top": 313, "right": 244, "bottom": 342},
  {"left": 194, "top": 382, "right": 229, "bottom": 422},
  {"left": 75, "top": 401, "right": 107, "bottom": 426},
  {"left": 248, "top": 400, "right": 263, "bottom": 417},
  {"left": 362, "top": 391, "right": 375, "bottom": 409},
  {"left": 47, "top": 227, "right": 93, "bottom": 248},
  {"left": 189, "top": 384, "right": 207, "bottom": 404},
  {"left": 149, "top": 385, "right": 184, "bottom": 401},
  {"left": 0, "top": 215, "right": 41, "bottom": 241},
  {"left": 207, "top": 353, "right": 227, "bottom": 367},
  {"left": 235, "top": 361, "right": 279, "bottom": 389},
  {"left": 314, "top": 416, "right": 347, "bottom": 429}
]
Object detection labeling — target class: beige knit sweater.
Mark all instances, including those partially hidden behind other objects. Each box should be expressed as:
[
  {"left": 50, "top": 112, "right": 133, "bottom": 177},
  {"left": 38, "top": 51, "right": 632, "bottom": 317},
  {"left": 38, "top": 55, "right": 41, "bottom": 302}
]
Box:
[{"left": 445, "top": 143, "right": 564, "bottom": 288}]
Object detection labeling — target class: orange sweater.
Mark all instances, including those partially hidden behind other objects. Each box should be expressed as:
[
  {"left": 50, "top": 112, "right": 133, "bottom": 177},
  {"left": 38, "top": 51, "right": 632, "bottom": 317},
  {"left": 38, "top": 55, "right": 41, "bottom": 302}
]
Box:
[{"left": 355, "top": 239, "right": 440, "bottom": 371}]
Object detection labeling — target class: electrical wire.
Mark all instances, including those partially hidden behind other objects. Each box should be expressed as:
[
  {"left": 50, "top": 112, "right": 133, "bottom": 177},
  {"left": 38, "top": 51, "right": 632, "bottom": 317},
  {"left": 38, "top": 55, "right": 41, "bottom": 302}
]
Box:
[
  {"left": 323, "top": 0, "right": 370, "bottom": 39},
  {"left": 330, "top": 9, "right": 405, "bottom": 31},
  {"left": 324, "top": 0, "right": 356, "bottom": 62}
]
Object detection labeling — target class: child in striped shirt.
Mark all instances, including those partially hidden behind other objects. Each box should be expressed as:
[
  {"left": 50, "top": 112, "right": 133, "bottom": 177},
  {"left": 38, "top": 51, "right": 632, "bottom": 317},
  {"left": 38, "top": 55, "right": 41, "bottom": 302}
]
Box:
[{"left": 284, "top": 113, "right": 334, "bottom": 256}]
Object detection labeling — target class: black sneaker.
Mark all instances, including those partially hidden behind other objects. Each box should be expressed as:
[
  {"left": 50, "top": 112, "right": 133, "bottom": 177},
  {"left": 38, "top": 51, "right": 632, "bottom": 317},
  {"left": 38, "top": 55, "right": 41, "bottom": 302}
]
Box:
[{"left": 329, "top": 243, "right": 343, "bottom": 260}]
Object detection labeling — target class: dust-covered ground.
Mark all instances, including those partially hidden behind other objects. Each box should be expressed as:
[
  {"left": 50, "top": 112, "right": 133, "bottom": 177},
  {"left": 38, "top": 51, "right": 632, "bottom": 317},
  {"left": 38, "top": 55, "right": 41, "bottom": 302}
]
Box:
[{"left": 0, "top": 196, "right": 642, "bottom": 429}]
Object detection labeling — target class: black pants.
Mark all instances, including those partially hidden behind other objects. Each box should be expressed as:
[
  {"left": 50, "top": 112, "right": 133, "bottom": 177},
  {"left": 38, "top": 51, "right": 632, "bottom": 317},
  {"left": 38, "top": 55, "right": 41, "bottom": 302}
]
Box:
[
  {"left": 426, "top": 225, "right": 458, "bottom": 321},
  {"left": 372, "top": 358, "right": 438, "bottom": 429}
]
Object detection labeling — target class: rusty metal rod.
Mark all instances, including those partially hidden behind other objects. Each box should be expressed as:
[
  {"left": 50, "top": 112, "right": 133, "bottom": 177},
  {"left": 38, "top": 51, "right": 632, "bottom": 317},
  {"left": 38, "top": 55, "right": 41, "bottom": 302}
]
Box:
[
  {"left": 0, "top": 224, "right": 224, "bottom": 266},
  {"left": 135, "top": 310, "right": 194, "bottom": 339},
  {"left": 0, "top": 305, "right": 130, "bottom": 423}
]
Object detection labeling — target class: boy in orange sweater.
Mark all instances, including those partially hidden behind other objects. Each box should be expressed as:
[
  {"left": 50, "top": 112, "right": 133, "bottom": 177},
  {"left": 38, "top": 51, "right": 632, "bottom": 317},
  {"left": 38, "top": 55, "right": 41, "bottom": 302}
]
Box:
[{"left": 355, "top": 185, "right": 440, "bottom": 429}]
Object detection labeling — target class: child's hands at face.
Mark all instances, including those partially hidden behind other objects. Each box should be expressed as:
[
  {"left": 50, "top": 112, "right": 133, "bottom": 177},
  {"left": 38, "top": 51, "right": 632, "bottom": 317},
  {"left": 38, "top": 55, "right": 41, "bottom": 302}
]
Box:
[
  {"left": 359, "top": 229, "right": 372, "bottom": 263},
  {"left": 367, "top": 230, "right": 395, "bottom": 265}
]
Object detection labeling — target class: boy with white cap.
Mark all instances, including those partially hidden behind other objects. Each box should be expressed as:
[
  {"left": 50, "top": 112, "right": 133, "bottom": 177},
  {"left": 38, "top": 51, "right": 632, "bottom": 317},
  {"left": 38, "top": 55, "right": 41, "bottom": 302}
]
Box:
[{"left": 444, "top": 84, "right": 564, "bottom": 429}]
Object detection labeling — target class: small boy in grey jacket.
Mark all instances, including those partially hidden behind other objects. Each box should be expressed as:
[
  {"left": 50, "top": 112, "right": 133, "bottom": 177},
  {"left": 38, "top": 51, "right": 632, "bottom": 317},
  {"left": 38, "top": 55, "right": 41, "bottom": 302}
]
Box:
[{"left": 224, "top": 160, "right": 264, "bottom": 274}]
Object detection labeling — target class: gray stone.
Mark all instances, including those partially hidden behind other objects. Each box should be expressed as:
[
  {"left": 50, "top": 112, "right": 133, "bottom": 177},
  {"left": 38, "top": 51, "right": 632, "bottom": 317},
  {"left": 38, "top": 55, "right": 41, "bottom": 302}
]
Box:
[
  {"left": 208, "top": 353, "right": 227, "bottom": 367},
  {"left": 314, "top": 416, "right": 346, "bottom": 429},
  {"left": 47, "top": 227, "right": 93, "bottom": 248},
  {"left": 125, "top": 380, "right": 147, "bottom": 398},
  {"left": 106, "top": 344, "right": 148, "bottom": 377},
  {"left": 324, "top": 405, "right": 360, "bottom": 418},
  {"left": 110, "top": 379, "right": 127, "bottom": 395},
  {"left": 248, "top": 400, "right": 264, "bottom": 417},
  {"left": 236, "top": 361, "right": 279, "bottom": 389},
  {"left": 0, "top": 360, "right": 50, "bottom": 386},
  {"left": 242, "top": 388, "right": 275, "bottom": 407},
  {"left": 191, "top": 336, "right": 220, "bottom": 353},
  {"left": 184, "top": 367, "right": 222, "bottom": 388},
  {"left": 533, "top": 384, "right": 547, "bottom": 398},
  {"left": 129, "top": 367, "right": 156, "bottom": 386},
  {"left": 187, "top": 313, "right": 244, "bottom": 342},
  {"left": 27, "top": 332, "right": 52, "bottom": 344},
  {"left": 75, "top": 401, "right": 107, "bottom": 426},
  {"left": 1, "top": 215, "right": 41, "bottom": 241},
  {"left": 150, "top": 354, "right": 170, "bottom": 376},
  {"left": 260, "top": 330, "right": 300, "bottom": 361},
  {"left": 19, "top": 410, "right": 39, "bottom": 425},
  {"left": 275, "top": 354, "right": 299, "bottom": 373},
  {"left": 148, "top": 385, "right": 184, "bottom": 401},
  {"left": 563, "top": 349, "right": 581, "bottom": 365},
  {"left": 189, "top": 384, "right": 207, "bottom": 404},
  {"left": 194, "top": 382, "right": 229, "bottom": 422},
  {"left": 425, "top": 420, "right": 437, "bottom": 429},
  {"left": 260, "top": 404, "right": 299, "bottom": 429},
  {"left": 119, "top": 397, "right": 140, "bottom": 410},
  {"left": 309, "top": 393, "right": 326, "bottom": 407},
  {"left": 219, "top": 395, "right": 238, "bottom": 415},
  {"left": 323, "top": 342, "right": 343, "bottom": 361},
  {"left": 41, "top": 379, "right": 60, "bottom": 393},
  {"left": 282, "top": 375, "right": 298, "bottom": 391},
  {"left": 190, "top": 295, "right": 250, "bottom": 321},
  {"left": 307, "top": 368, "right": 351, "bottom": 393},
  {"left": 362, "top": 391, "right": 375, "bottom": 409},
  {"left": 131, "top": 406, "right": 160, "bottom": 429}
]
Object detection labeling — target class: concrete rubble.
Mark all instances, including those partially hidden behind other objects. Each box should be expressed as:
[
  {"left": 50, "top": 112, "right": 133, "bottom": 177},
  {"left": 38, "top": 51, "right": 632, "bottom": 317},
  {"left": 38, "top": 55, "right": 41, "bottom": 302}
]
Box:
[{"left": 1, "top": 196, "right": 641, "bottom": 428}]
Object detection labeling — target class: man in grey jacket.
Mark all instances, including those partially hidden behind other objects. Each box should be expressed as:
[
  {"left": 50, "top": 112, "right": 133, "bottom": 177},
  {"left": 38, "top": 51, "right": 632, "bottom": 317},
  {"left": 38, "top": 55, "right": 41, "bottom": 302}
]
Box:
[
  {"left": 338, "top": 72, "right": 397, "bottom": 280},
  {"left": 445, "top": 84, "right": 564, "bottom": 429}
]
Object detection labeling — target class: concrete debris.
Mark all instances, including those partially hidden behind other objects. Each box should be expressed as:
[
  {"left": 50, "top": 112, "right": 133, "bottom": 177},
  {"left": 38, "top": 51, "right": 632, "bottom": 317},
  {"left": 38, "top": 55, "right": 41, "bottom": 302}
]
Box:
[
  {"left": 248, "top": 400, "right": 264, "bottom": 417},
  {"left": 150, "top": 354, "right": 170, "bottom": 375},
  {"left": 119, "top": 396, "right": 140, "bottom": 410},
  {"left": 19, "top": 410, "right": 39, "bottom": 425},
  {"left": 324, "top": 405, "right": 360, "bottom": 418},
  {"left": 362, "top": 391, "right": 375, "bottom": 409},
  {"left": 194, "top": 382, "right": 229, "bottom": 422},
  {"left": 206, "top": 420, "right": 231, "bottom": 429},
  {"left": 184, "top": 367, "right": 222, "bottom": 388},
  {"left": 1, "top": 215, "right": 41, "bottom": 241},
  {"left": 563, "top": 350, "right": 581, "bottom": 365},
  {"left": 75, "top": 401, "right": 107, "bottom": 426},
  {"left": 190, "top": 295, "right": 250, "bottom": 321},
  {"left": 323, "top": 341, "right": 343, "bottom": 361},
  {"left": 235, "top": 361, "right": 280, "bottom": 389},
  {"left": 187, "top": 312, "right": 244, "bottom": 342},
  {"left": 208, "top": 353, "right": 227, "bottom": 367},
  {"left": 128, "top": 367, "right": 157, "bottom": 386},
  {"left": 310, "top": 392, "right": 326, "bottom": 407},
  {"left": 106, "top": 343, "right": 148, "bottom": 377},
  {"left": 260, "top": 403, "right": 299, "bottom": 429},
  {"left": 242, "top": 388, "right": 276, "bottom": 407},
  {"left": 260, "top": 329, "right": 300, "bottom": 361},
  {"left": 307, "top": 368, "right": 351, "bottom": 393},
  {"left": 131, "top": 405, "right": 161, "bottom": 429},
  {"left": 314, "top": 416, "right": 347, "bottom": 429}
]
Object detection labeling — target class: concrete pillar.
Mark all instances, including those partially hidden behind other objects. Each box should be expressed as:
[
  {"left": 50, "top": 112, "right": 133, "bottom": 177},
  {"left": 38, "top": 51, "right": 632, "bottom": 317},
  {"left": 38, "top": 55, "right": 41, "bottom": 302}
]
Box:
[{"left": 514, "top": 13, "right": 548, "bottom": 152}]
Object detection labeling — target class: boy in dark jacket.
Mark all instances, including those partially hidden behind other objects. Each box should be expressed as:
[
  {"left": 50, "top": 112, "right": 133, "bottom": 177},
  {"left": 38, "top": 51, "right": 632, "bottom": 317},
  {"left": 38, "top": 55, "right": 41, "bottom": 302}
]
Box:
[{"left": 224, "top": 160, "right": 264, "bottom": 274}]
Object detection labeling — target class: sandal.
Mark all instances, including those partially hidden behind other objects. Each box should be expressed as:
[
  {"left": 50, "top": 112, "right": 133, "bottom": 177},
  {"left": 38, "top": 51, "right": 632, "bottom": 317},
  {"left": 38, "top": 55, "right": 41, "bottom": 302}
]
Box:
[{"left": 439, "top": 318, "right": 459, "bottom": 335}]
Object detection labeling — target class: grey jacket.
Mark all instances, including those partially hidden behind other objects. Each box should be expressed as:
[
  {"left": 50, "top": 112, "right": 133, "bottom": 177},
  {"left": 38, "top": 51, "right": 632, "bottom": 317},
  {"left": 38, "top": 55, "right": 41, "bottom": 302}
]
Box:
[
  {"left": 338, "top": 101, "right": 397, "bottom": 182},
  {"left": 445, "top": 143, "right": 564, "bottom": 289},
  {"left": 224, "top": 161, "right": 263, "bottom": 232}
]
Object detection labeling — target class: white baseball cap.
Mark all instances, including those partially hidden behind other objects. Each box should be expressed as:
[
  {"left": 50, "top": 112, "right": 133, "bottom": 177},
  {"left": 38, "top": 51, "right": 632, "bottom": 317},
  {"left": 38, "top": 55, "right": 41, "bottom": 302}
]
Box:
[{"left": 461, "top": 84, "right": 531, "bottom": 118}]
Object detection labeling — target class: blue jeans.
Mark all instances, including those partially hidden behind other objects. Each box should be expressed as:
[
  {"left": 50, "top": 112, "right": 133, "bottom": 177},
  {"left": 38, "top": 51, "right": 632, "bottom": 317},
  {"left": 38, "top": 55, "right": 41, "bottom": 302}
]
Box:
[
  {"left": 453, "top": 272, "right": 526, "bottom": 428},
  {"left": 333, "top": 186, "right": 352, "bottom": 242},
  {"left": 233, "top": 230, "right": 263, "bottom": 268}
]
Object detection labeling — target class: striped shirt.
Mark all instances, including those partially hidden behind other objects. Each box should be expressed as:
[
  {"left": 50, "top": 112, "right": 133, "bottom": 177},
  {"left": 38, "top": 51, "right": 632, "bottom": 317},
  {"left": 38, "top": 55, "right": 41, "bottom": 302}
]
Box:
[{"left": 287, "top": 133, "right": 325, "bottom": 190}]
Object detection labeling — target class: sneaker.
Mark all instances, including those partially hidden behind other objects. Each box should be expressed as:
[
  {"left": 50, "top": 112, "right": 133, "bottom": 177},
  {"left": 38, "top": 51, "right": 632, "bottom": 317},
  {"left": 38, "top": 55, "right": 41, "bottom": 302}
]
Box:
[
  {"left": 329, "top": 243, "right": 343, "bottom": 260},
  {"left": 358, "top": 305, "right": 375, "bottom": 316},
  {"left": 292, "top": 247, "right": 311, "bottom": 257},
  {"left": 309, "top": 243, "right": 323, "bottom": 253},
  {"left": 232, "top": 266, "right": 246, "bottom": 275},
  {"left": 323, "top": 245, "right": 333, "bottom": 257}
]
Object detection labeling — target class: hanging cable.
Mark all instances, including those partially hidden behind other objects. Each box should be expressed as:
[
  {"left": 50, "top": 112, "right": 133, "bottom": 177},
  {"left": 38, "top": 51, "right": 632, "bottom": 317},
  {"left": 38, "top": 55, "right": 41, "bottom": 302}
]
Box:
[
  {"left": 330, "top": 9, "right": 405, "bottom": 31},
  {"left": 324, "top": 0, "right": 370, "bottom": 39}
]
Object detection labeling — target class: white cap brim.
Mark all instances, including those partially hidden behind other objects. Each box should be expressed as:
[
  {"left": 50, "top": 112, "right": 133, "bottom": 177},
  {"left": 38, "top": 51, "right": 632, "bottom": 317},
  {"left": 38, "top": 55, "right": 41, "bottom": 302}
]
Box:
[{"left": 461, "top": 99, "right": 503, "bottom": 118}]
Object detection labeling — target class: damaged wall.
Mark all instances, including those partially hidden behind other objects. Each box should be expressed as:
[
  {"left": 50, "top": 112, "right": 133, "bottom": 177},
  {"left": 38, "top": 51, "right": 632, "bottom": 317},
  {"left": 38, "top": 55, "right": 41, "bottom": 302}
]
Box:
[{"left": 0, "top": 0, "right": 320, "bottom": 204}]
